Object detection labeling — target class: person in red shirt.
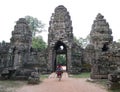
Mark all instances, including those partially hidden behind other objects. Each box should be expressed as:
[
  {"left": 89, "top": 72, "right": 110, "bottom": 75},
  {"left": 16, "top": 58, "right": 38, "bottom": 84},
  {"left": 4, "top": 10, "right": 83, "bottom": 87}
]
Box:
[{"left": 56, "top": 65, "right": 63, "bottom": 78}]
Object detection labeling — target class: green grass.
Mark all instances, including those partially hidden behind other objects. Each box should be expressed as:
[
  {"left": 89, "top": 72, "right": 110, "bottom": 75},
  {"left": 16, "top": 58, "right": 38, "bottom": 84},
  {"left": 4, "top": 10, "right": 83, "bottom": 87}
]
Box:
[
  {"left": 40, "top": 74, "right": 49, "bottom": 80},
  {"left": 69, "top": 72, "right": 90, "bottom": 78},
  {"left": 88, "top": 79, "right": 120, "bottom": 92},
  {"left": 109, "top": 89, "right": 120, "bottom": 92},
  {"left": 0, "top": 80, "right": 27, "bottom": 87},
  {"left": 94, "top": 80, "right": 120, "bottom": 92},
  {"left": 0, "top": 80, "right": 27, "bottom": 92},
  {"left": 0, "top": 74, "right": 49, "bottom": 92},
  {"left": 94, "top": 79, "right": 108, "bottom": 86}
]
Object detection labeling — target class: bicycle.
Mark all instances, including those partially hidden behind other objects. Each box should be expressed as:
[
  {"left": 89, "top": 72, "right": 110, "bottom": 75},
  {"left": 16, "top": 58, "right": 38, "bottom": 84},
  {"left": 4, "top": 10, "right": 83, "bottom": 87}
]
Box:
[{"left": 56, "top": 71, "right": 63, "bottom": 81}]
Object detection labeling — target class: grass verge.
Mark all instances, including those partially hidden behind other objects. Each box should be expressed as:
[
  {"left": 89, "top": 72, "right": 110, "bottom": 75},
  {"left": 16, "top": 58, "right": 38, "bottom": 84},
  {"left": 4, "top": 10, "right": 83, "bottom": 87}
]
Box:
[
  {"left": 88, "top": 79, "right": 120, "bottom": 92},
  {"left": 40, "top": 74, "right": 49, "bottom": 80},
  {"left": 69, "top": 72, "right": 90, "bottom": 78},
  {"left": 0, "top": 80, "right": 27, "bottom": 92}
]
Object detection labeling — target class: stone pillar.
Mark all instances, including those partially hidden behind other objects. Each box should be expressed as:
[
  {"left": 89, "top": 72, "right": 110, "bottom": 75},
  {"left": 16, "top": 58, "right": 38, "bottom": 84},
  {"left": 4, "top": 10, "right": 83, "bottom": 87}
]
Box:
[
  {"left": 67, "top": 47, "right": 72, "bottom": 73},
  {"left": 48, "top": 49, "right": 53, "bottom": 72},
  {"left": 47, "top": 5, "right": 74, "bottom": 73},
  {"left": 89, "top": 13, "right": 113, "bottom": 79}
]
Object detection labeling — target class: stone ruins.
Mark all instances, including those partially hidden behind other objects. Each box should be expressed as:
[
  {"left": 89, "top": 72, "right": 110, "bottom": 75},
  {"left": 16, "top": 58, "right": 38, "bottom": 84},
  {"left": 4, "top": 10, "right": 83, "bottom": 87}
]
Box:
[
  {"left": 47, "top": 5, "right": 82, "bottom": 73},
  {"left": 0, "top": 5, "right": 120, "bottom": 81}
]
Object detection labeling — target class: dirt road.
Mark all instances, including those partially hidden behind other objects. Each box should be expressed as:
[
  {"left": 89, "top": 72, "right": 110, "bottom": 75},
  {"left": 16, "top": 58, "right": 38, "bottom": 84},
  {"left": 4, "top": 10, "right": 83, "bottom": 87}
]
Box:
[{"left": 16, "top": 72, "right": 107, "bottom": 92}]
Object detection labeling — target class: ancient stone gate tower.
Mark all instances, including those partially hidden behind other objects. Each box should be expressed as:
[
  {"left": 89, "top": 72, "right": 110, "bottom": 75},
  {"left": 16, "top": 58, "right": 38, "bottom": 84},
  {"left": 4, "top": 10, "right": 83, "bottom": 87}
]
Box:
[{"left": 48, "top": 5, "right": 74, "bottom": 72}]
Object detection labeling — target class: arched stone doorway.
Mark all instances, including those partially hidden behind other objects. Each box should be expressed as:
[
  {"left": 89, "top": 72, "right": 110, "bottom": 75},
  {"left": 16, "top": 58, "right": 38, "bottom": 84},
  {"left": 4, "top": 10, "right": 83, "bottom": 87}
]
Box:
[
  {"left": 47, "top": 5, "right": 73, "bottom": 73},
  {"left": 53, "top": 41, "right": 67, "bottom": 71},
  {"left": 47, "top": 5, "right": 84, "bottom": 73}
]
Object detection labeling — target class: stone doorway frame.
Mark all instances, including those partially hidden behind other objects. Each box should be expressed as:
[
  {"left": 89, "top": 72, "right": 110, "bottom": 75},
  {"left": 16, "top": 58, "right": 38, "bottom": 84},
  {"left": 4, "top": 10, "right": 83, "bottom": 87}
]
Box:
[
  {"left": 53, "top": 41, "right": 67, "bottom": 72},
  {"left": 48, "top": 40, "right": 72, "bottom": 72}
]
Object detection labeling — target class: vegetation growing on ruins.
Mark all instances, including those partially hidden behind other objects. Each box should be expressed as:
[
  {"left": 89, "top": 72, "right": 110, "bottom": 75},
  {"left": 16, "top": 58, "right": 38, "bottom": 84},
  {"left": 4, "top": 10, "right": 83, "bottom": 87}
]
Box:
[
  {"left": 25, "top": 16, "right": 47, "bottom": 50},
  {"left": 70, "top": 72, "right": 90, "bottom": 78},
  {"left": 25, "top": 16, "right": 46, "bottom": 37},
  {"left": 32, "top": 36, "right": 47, "bottom": 51},
  {"left": 0, "top": 80, "right": 27, "bottom": 92},
  {"left": 74, "top": 35, "right": 90, "bottom": 48}
]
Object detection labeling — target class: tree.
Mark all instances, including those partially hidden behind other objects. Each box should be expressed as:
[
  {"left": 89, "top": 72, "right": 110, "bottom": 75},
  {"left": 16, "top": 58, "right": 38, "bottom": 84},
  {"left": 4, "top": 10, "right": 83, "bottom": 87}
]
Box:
[
  {"left": 32, "top": 36, "right": 47, "bottom": 51},
  {"left": 78, "top": 37, "right": 88, "bottom": 48},
  {"left": 74, "top": 35, "right": 90, "bottom": 48},
  {"left": 24, "top": 16, "right": 47, "bottom": 50},
  {"left": 74, "top": 36, "right": 80, "bottom": 45},
  {"left": 1, "top": 40, "right": 6, "bottom": 44},
  {"left": 57, "top": 55, "right": 66, "bottom": 66},
  {"left": 25, "top": 16, "right": 46, "bottom": 37},
  {"left": 1, "top": 40, "right": 7, "bottom": 46},
  {"left": 118, "top": 39, "right": 120, "bottom": 43}
]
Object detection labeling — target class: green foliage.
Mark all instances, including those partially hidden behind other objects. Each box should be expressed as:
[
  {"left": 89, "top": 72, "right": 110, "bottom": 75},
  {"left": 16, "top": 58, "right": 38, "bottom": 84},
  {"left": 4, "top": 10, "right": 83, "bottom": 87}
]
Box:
[
  {"left": 0, "top": 80, "right": 27, "bottom": 92},
  {"left": 25, "top": 16, "right": 46, "bottom": 37},
  {"left": 32, "top": 36, "right": 47, "bottom": 51},
  {"left": 74, "top": 36, "right": 80, "bottom": 45},
  {"left": 70, "top": 72, "right": 90, "bottom": 78},
  {"left": 88, "top": 79, "right": 120, "bottom": 92},
  {"left": 74, "top": 35, "right": 90, "bottom": 48},
  {"left": 118, "top": 39, "right": 120, "bottom": 42},
  {"left": 40, "top": 74, "right": 49, "bottom": 80},
  {"left": 109, "top": 89, "right": 120, "bottom": 92},
  {"left": 1, "top": 40, "right": 6, "bottom": 45},
  {"left": 79, "top": 37, "right": 88, "bottom": 48},
  {"left": 24, "top": 16, "right": 47, "bottom": 51},
  {"left": 57, "top": 54, "right": 66, "bottom": 65},
  {"left": 2, "top": 40, "right": 6, "bottom": 44}
]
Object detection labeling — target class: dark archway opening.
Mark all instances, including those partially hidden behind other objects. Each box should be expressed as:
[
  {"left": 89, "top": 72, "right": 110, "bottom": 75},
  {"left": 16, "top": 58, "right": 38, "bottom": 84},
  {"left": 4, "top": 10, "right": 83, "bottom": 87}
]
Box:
[
  {"left": 54, "top": 41, "right": 67, "bottom": 71},
  {"left": 102, "top": 43, "right": 109, "bottom": 52}
]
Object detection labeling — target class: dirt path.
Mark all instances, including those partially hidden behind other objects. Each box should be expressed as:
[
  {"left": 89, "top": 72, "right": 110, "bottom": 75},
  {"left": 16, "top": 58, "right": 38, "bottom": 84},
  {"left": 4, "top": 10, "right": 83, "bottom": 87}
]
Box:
[{"left": 16, "top": 72, "right": 108, "bottom": 92}]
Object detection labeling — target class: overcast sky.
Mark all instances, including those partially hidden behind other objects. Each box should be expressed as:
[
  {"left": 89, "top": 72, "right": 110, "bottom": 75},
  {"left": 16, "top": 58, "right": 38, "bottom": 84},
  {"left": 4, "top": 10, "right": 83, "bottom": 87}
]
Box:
[{"left": 0, "top": 0, "right": 120, "bottom": 43}]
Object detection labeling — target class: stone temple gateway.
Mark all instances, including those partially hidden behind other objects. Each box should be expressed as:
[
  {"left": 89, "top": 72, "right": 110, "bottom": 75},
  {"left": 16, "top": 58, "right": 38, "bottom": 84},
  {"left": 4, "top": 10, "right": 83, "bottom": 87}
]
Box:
[
  {"left": 47, "top": 5, "right": 82, "bottom": 73},
  {"left": 0, "top": 5, "right": 120, "bottom": 79}
]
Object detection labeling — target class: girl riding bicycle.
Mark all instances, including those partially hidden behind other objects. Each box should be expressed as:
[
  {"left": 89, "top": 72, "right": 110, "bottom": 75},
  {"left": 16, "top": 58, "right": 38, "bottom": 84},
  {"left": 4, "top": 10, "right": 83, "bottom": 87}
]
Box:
[{"left": 56, "top": 65, "right": 63, "bottom": 80}]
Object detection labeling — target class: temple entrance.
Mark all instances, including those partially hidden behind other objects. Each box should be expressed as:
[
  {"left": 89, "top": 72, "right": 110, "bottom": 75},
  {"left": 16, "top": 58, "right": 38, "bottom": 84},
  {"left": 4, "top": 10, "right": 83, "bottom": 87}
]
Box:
[
  {"left": 53, "top": 41, "right": 67, "bottom": 71},
  {"left": 47, "top": 5, "right": 73, "bottom": 73},
  {"left": 56, "top": 54, "right": 66, "bottom": 71}
]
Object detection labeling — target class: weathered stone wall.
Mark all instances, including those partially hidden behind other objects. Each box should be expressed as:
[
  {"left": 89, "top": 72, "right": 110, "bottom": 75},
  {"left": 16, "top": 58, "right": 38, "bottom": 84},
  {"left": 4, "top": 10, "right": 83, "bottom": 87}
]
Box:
[
  {"left": 47, "top": 5, "right": 83, "bottom": 73},
  {"left": 90, "top": 13, "right": 113, "bottom": 49},
  {"left": 0, "top": 6, "right": 120, "bottom": 80},
  {"left": 37, "top": 49, "right": 48, "bottom": 73},
  {"left": 83, "top": 44, "right": 95, "bottom": 72},
  {"left": 89, "top": 13, "right": 120, "bottom": 79},
  {"left": 0, "top": 42, "right": 10, "bottom": 69},
  {"left": 70, "top": 42, "right": 83, "bottom": 73},
  {"left": 48, "top": 5, "right": 74, "bottom": 72},
  {"left": 0, "top": 18, "right": 48, "bottom": 79},
  {"left": 107, "top": 69, "right": 120, "bottom": 89},
  {"left": 10, "top": 18, "right": 32, "bottom": 68}
]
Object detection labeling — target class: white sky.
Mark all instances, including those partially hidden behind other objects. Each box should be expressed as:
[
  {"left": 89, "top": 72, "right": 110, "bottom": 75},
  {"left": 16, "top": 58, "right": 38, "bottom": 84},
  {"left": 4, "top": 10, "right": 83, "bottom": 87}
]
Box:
[{"left": 0, "top": 0, "right": 120, "bottom": 43}]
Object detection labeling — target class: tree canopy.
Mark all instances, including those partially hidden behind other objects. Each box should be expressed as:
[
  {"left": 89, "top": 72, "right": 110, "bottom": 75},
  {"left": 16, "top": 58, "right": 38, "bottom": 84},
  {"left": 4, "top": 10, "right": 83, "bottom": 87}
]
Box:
[
  {"left": 57, "top": 54, "right": 66, "bottom": 66},
  {"left": 32, "top": 36, "right": 47, "bottom": 51},
  {"left": 24, "top": 16, "right": 47, "bottom": 50},
  {"left": 25, "top": 16, "right": 46, "bottom": 37},
  {"left": 74, "top": 35, "right": 90, "bottom": 48}
]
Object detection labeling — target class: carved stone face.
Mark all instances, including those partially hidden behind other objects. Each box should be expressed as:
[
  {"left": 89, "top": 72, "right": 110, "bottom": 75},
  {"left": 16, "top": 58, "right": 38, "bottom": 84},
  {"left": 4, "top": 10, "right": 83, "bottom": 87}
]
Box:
[
  {"left": 90, "top": 13, "right": 113, "bottom": 50},
  {"left": 11, "top": 18, "right": 32, "bottom": 48},
  {"left": 48, "top": 5, "right": 73, "bottom": 46}
]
